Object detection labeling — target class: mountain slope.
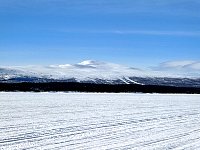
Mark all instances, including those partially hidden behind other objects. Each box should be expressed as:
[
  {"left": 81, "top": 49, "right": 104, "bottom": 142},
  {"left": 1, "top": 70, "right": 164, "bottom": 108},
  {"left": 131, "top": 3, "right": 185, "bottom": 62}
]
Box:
[{"left": 0, "top": 60, "right": 200, "bottom": 87}]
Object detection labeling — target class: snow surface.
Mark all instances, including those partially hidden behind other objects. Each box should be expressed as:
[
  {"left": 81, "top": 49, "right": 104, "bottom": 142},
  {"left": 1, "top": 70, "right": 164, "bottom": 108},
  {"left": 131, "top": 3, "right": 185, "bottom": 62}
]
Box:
[{"left": 0, "top": 92, "right": 200, "bottom": 150}]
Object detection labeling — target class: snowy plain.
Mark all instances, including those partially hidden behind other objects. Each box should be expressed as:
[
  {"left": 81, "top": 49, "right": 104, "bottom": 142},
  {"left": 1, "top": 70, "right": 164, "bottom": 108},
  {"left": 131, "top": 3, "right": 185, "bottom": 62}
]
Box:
[{"left": 0, "top": 92, "right": 200, "bottom": 150}]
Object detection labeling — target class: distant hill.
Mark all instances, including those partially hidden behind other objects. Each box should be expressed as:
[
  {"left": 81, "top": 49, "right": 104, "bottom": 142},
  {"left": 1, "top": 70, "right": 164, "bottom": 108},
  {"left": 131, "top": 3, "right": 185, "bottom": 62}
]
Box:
[{"left": 0, "top": 60, "right": 200, "bottom": 93}]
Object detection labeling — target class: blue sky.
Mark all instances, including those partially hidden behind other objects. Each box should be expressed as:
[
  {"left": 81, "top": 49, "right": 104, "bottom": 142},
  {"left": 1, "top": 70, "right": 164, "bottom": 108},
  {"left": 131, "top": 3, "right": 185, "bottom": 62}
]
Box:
[{"left": 0, "top": 0, "right": 200, "bottom": 68}]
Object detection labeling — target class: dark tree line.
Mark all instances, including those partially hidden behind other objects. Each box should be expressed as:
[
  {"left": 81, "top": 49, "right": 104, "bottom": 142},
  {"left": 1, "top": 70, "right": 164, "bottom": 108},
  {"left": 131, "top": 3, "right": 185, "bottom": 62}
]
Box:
[{"left": 0, "top": 82, "right": 200, "bottom": 93}]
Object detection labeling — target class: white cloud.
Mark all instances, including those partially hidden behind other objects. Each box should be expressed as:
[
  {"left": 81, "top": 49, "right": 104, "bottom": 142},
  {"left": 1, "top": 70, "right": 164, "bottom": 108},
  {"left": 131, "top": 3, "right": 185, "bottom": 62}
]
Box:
[
  {"left": 111, "top": 30, "right": 200, "bottom": 37},
  {"left": 159, "top": 60, "right": 200, "bottom": 70},
  {"left": 187, "top": 62, "right": 200, "bottom": 70},
  {"left": 58, "top": 29, "right": 200, "bottom": 37},
  {"left": 160, "top": 61, "right": 195, "bottom": 68}
]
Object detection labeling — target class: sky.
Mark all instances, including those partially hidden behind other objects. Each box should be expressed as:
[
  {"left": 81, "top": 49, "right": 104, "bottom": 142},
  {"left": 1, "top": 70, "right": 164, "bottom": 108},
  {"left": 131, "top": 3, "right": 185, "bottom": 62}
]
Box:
[{"left": 0, "top": 0, "right": 200, "bottom": 68}]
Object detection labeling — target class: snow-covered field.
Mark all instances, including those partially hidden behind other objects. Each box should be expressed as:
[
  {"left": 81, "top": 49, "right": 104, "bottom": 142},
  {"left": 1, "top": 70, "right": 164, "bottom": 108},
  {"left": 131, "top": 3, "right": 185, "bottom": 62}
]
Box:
[{"left": 0, "top": 92, "right": 200, "bottom": 150}]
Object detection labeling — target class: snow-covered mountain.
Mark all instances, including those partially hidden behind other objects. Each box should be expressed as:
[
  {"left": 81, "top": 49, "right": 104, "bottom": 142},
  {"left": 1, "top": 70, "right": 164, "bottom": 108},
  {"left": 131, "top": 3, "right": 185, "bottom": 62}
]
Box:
[{"left": 1, "top": 60, "right": 200, "bottom": 87}]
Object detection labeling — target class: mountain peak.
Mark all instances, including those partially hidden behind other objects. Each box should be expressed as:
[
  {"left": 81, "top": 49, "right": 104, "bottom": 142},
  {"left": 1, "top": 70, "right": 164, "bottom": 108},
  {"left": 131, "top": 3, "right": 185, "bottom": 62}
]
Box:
[{"left": 78, "top": 60, "right": 100, "bottom": 66}]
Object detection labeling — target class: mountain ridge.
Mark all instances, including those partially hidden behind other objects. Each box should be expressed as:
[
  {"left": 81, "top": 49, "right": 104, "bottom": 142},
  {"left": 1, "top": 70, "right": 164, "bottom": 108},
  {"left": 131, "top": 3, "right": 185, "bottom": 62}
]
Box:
[{"left": 1, "top": 60, "right": 200, "bottom": 88}]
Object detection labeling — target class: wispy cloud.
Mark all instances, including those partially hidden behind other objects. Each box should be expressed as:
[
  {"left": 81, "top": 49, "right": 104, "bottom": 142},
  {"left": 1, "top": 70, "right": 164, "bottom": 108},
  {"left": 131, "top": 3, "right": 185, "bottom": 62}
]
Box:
[
  {"left": 58, "top": 29, "right": 200, "bottom": 37},
  {"left": 106, "top": 30, "right": 200, "bottom": 37},
  {"left": 158, "top": 60, "right": 200, "bottom": 71}
]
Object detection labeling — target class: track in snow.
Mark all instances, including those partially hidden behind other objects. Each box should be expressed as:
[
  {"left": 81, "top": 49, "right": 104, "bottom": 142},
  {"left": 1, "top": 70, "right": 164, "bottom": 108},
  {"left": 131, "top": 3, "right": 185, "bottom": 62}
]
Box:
[{"left": 0, "top": 92, "right": 200, "bottom": 150}]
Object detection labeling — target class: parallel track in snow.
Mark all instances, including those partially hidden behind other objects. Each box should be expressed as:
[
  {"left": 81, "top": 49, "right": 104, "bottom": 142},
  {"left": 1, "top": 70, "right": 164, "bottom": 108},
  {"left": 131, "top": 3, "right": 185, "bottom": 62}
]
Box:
[{"left": 0, "top": 93, "right": 200, "bottom": 150}]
